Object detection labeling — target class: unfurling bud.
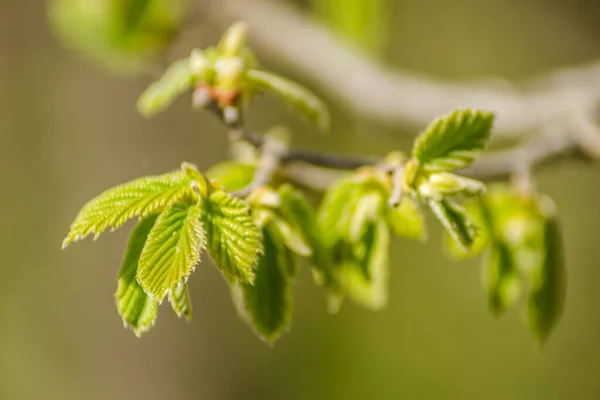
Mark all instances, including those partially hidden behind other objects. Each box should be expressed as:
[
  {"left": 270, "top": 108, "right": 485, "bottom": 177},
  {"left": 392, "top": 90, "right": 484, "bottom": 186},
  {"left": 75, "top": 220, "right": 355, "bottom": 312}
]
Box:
[
  {"left": 189, "top": 49, "right": 214, "bottom": 83},
  {"left": 218, "top": 21, "right": 249, "bottom": 57}
]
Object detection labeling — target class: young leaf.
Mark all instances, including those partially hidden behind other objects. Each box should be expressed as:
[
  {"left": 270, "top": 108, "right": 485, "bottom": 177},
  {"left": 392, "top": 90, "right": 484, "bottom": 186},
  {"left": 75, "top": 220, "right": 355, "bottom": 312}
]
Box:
[
  {"left": 269, "top": 216, "right": 312, "bottom": 257},
  {"left": 412, "top": 109, "right": 494, "bottom": 172},
  {"left": 137, "top": 58, "right": 195, "bottom": 117},
  {"left": 348, "top": 191, "right": 384, "bottom": 242},
  {"left": 63, "top": 172, "right": 194, "bottom": 247},
  {"left": 137, "top": 203, "right": 206, "bottom": 301},
  {"left": 231, "top": 227, "right": 293, "bottom": 344},
  {"left": 527, "top": 201, "right": 566, "bottom": 343},
  {"left": 245, "top": 69, "right": 330, "bottom": 131},
  {"left": 386, "top": 197, "right": 426, "bottom": 241},
  {"left": 334, "top": 220, "right": 390, "bottom": 310},
  {"left": 204, "top": 160, "right": 256, "bottom": 192},
  {"left": 115, "top": 215, "right": 159, "bottom": 337},
  {"left": 484, "top": 242, "right": 521, "bottom": 317},
  {"left": 278, "top": 184, "right": 332, "bottom": 277},
  {"left": 203, "top": 190, "right": 263, "bottom": 283},
  {"left": 429, "top": 198, "right": 477, "bottom": 251},
  {"left": 318, "top": 177, "right": 361, "bottom": 245},
  {"left": 478, "top": 196, "right": 521, "bottom": 316},
  {"left": 168, "top": 281, "right": 192, "bottom": 320}
]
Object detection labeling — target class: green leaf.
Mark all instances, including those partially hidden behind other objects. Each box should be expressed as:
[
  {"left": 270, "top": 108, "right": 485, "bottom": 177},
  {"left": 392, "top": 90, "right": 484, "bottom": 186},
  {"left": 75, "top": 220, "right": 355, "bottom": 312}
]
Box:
[
  {"left": 205, "top": 160, "right": 256, "bottom": 192},
  {"left": 245, "top": 69, "right": 330, "bottom": 131},
  {"left": 478, "top": 196, "right": 521, "bottom": 316},
  {"left": 203, "top": 190, "right": 263, "bottom": 283},
  {"left": 317, "top": 177, "right": 361, "bottom": 245},
  {"left": 334, "top": 220, "right": 389, "bottom": 310},
  {"left": 269, "top": 217, "right": 312, "bottom": 257},
  {"left": 484, "top": 242, "right": 521, "bottom": 317},
  {"left": 527, "top": 200, "right": 566, "bottom": 343},
  {"left": 63, "top": 172, "right": 194, "bottom": 247},
  {"left": 115, "top": 215, "right": 159, "bottom": 337},
  {"left": 137, "top": 203, "right": 206, "bottom": 301},
  {"left": 429, "top": 198, "right": 477, "bottom": 252},
  {"left": 444, "top": 200, "right": 488, "bottom": 259},
  {"left": 278, "top": 184, "right": 332, "bottom": 277},
  {"left": 168, "top": 281, "right": 192, "bottom": 320},
  {"left": 348, "top": 192, "right": 384, "bottom": 242},
  {"left": 386, "top": 197, "right": 426, "bottom": 241},
  {"left": 231, "top": 227, "right": 293, "bottom": 344},
  {"left": 137, "top": 58, "right": 195, "bottom": 117},
  {"left": 412, "top": 109, "right": 494, "bottom": 172}
]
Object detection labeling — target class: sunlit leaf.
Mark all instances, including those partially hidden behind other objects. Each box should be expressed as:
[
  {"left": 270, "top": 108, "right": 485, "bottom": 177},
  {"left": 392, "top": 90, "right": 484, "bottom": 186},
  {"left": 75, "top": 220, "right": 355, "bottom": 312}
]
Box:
[
  {"left": 204, "top": 190, "right": 263, "bottom": 283},
  {"left": 527, "top": 199, "right": 566, "bottom": 343},
  {"left": 245, "top": 69, "right": 330, "bottom": 131},
  {"left": 317, "top": 177, "right": 361, "bottom": 246},
  {"left": 429, "top": 198, "right": 477, "bottom": 251},
  {"left": 63, "top": 172, "right": 194, "bottom": 247},
  {"left": 348, "top": 191, "right": 384, "bottom": 242},
  {"left": 386, "top": 197, "right": 426, "bottom": 241},
  {"left": 115, "top": 215, "right": 159, "bottom": 337},
  {"left": 334, "top": 220, "right": 389, "bottom": 310},
  {"left": 137, "top": 58, "right": 195, "bottom": 117},
  {"left": 168, "top": 280, "right": 192, "bottom": 320},
  {"left": 484, "top": 242, "right": 521, "bottom": 316},
  {"left": 205, "top": 160, "right": 256, "bottom": 192},
  {"left": 231, "top": 227, "right": 293, "bottom": 344},
  {"left": 412, "top": 109, "right": 494, "bottom": 172},
  {"left": 137, "top": 203, "right": 205, "bottom": 301},
  {"left": 478, "top": 196, "right": 521, "bottom": 316},
  {"left": 278, "top": 184, "right": 332, "bottom": 278}
]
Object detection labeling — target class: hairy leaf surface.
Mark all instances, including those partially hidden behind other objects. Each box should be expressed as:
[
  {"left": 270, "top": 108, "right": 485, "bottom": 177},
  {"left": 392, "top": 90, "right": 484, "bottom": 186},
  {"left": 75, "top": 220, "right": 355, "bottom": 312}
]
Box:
[
  {"left": 63, "top": 172, "right": 194, "bottom": 247},
  {"left": 168, "top": 280, "right": 192, "bottom": 320},
  {"left": 137, "top": 203, "right": 205, "bottom": 301},
  {"left": 413, "top": 109, "right": 493, "bottom": 172},
  {"left": 116, "top": 215, "right": 159, "bottom": 337},
  {"left": 204, "top": 190, "right": 262, "bottom": 283}
]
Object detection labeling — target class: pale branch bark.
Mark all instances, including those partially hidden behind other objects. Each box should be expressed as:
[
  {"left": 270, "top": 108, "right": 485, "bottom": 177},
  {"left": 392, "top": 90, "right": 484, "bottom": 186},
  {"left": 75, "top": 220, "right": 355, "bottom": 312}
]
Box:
[
  {"left": 207, "top": 99, "right": 593, "bottom": 191},
  {"left": 202, "top": 0, "right": 600, "bottom": 139}
]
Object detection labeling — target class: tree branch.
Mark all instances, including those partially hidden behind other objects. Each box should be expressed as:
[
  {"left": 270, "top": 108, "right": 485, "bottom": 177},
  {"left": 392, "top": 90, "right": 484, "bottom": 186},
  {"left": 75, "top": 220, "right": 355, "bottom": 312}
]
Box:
[{"left": 203, "top": 0, "right": 600, "bottom": 139}]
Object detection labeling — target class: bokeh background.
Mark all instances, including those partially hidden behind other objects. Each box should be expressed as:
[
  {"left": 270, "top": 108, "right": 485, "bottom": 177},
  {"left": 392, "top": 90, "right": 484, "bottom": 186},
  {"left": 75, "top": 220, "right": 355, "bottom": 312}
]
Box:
[{"left": 2, "top": 0, "right": 600, "bottom": 399}]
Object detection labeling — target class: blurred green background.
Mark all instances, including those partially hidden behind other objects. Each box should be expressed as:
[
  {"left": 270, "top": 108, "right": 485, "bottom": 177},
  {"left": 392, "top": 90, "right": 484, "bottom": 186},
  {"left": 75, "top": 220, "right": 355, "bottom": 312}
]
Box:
[{"left": 2, "top": 0, "right": 600, "bottom": 399}]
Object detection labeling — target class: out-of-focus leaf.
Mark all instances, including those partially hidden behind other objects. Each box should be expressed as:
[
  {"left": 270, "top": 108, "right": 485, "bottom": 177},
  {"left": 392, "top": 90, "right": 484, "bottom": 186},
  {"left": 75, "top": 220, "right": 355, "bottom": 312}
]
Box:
[
  {"left": 386, "top": 197, "right": 426, "bottom": 241},
  {"left": 205, "top": 160, "right": 256, "bottom": 192},
  {"left": 232, "top": 227, "right": 293, "bottom": 344},
  {"left": 115, "top": 215, "right": 159, "bottom": 337},
  {"left": 334, "top": 220, "right": 389, "bottom": 310},
  {"left": 527, "top": 199, "right": 566, "bottom": 343},
  {"left": 137, "top": 58, "right": 194, "bottom": 117},
  {"left": 484, "top": 242, "right": 521, "bottom": 317},
  {"left": 49, "top": 0, "right": 189, "bottom": 72},
  {"left": 278, "top": 184, "right": 333, "bottom": 282},
  {"left": 245, "top": 69, "right": 330, "bottom": 131},
  {"left": 412, "top": 109, "right": 494, "bottom": 172},
  {"left": 137, "top": 203, "right": 205, "bottom": 301},
  {"left": 429, "top": 198, "right": 477, "bottom": 251},
  {"left": 317, "top": 178, "right": 361, "bottom": 246}
]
